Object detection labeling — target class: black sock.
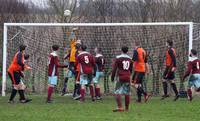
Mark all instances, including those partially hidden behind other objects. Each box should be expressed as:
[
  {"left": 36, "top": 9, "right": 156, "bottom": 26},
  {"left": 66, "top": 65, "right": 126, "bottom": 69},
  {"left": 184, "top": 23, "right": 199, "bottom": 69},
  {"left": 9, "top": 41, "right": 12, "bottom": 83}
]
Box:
[
  {"left": 171, "top": 83, "right": 178, "bottom": 96},
  {"left": 163, "top": 82, "right": 168, "bottom": 95},
  {"left": 9, "top": 89, "right": 17, "bottom": 101},
  {"left": 77, "top": 84, "right": 81, "bottom": 95},
  {"left": 138, "top": 86, "right": 147, "bottom": 96},
  {"left": 62, "top": 77, "right": 68, "bottom": 93},
  {"left": 18, "top": 90, "right": 25, "bottom": 100},
  {"left": 73, "top": 84, "right": 80, "bottom": 97},
  {"left": 137, "top": 88, "right": 142, "bottom": 102}
]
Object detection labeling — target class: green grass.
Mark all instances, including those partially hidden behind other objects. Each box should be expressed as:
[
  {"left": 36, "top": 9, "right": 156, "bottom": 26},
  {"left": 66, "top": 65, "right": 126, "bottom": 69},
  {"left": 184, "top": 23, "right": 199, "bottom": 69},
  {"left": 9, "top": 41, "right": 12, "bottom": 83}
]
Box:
[{"left": 0, "top": 95, "right": 200, "bottom": 121}]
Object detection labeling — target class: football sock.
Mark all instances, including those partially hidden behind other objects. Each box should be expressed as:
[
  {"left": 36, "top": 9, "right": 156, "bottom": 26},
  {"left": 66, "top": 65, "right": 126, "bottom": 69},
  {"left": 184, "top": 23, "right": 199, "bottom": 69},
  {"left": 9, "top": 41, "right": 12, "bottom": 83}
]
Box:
[
  {"left": 163, "top": 82, "right": 168, "bottom": 95},
  {"left": 73, "top": 84, "right": 77, "bottom": 97},
  {"left": 62, "top": 77, "right": 68, "bottom": 94},
  {"left": 171, "top": 83, "right": 178, "bottom": 96},
  {"left": 125, "top": 95, "right": 130, "bottom": 110},
  {"left": 138, "top": 86, "right": 147, "bottom": 96},
  {"left": 116, "top": 95, "right": 122, "bottom": 108},
  {"left": 80, "top": 88, "right": 85, "bottom": 101},
  {"left": 77, "top": 84, "right": 81, "bottom": 95},
  {"left": 9, "top": 89, "right": 17, "bottom": 101},
  {"left": 47, "top": 87, "right": 53, "bottom": 101},
  {"left": 89, "top": 85, "right": 95, "bottom": 98},
  {"left": 187, "top": 88, "right": 192, "bottom": 99},
  {"left": 137, "top": 88, "right": 142, "bottom": 102},
  {"left": 95, "top": 87, "right": 98, "bottom": 97},
  {"left": 18, "top": 90, "right": 25, "bottom": 100},
  {"left": 95, "top": 87, "right": 101, "bottom": 97}
]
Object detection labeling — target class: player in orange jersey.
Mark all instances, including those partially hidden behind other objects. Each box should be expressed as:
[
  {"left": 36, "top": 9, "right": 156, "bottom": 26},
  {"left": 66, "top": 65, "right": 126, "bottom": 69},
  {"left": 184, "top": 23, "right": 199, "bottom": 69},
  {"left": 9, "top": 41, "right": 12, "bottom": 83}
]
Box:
[
  {"left": 161, "top": 40, "right": 179, "bottom": 101},
  {"left": 132, "top": 42, "right": 151, "bottom": 103}
]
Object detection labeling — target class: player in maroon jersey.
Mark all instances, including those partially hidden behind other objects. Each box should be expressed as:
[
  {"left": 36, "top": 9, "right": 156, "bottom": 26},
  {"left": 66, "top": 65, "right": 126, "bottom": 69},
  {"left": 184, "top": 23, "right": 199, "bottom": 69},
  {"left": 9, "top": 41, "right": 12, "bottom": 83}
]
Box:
[
  {"left": 76, "top": 45, "right": 96, "bottom": 102},
  {"left": 111, "top": 46, "right": 133, "bottom": 112},
  {"left": 46, "top": 45, "right": 68, "bottom": 103},
  {"left": 182, "top": 49, "right": 200, "bottom": 101},
  {"left": 93, "top": 47, "right": 105, "bottom": 100}
]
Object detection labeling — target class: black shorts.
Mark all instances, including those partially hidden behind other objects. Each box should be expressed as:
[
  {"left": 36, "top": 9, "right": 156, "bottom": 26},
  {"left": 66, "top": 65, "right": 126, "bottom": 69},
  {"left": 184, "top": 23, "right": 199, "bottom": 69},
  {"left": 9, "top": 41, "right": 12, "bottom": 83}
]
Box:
[
  {"left": 132, "top": 71, "right": 145, "bottom": 84},
  {"left": 8, "top": 71, "right": 21, "bottom": 85},
  {"left": 69, "top": 62, "right": 76, "bottom": 75},
  {"left": 163, "top": 66, "right": 175, "bottom": 80}
]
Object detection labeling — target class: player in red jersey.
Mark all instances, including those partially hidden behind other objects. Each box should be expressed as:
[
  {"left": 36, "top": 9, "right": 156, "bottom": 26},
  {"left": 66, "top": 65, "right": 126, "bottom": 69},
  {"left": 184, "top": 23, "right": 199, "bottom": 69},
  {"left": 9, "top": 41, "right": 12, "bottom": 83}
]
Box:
[
  {"left": 132, "top": 42, "right": 151, "bottom": 103},
  {"left": 7, "top": 45, "right": 32, "bottom": 103},
  {"left": 111, "top": 46, "right": 133, "bottom": 112},
  {"left": 161, "top": 40, "right": 179, "bottom": 101},
  {"left": 46, "top": 45, "right": 68, "bottom": 103},
  {"left": 93, "top": 47, "right": 105, "bottom": 100},
  {"left": 182, "top": 49, "right": 200, "bottom": 101},
  {"left": 76, "top": 45, "right": 96, "bottom": 102}
]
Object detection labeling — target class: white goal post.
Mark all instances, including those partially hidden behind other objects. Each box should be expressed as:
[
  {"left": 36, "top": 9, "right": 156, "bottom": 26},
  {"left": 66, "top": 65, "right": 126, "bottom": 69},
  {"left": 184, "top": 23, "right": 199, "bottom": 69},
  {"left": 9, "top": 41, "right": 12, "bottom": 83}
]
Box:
[{"left": 2, "top": 22, "right": 194, "bottom": 96}]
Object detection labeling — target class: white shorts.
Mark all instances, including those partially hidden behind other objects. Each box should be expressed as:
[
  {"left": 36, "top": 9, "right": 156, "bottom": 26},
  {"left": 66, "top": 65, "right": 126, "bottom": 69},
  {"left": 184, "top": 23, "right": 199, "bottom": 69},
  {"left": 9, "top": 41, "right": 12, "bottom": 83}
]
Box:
[
  {"left": 93, "top": 72, "right": 104, "bottom": 84},
  {"left": 48, "top": 76, "right": 58, "bottom": 85},
  {"left": 80, "top": 74, "right": 93, "bottom": 85}
]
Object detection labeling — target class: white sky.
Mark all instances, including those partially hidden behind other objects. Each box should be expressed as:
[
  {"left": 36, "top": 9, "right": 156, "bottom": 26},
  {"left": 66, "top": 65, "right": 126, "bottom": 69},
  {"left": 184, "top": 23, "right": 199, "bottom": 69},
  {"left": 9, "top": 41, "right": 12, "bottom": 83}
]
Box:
[{"left": 25, "top": 0, "right": 48, "bottom": 8}]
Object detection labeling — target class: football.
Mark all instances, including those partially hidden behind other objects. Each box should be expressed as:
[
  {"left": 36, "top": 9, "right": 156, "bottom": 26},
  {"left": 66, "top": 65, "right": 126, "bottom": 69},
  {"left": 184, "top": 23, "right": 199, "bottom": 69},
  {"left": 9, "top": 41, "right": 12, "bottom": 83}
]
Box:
[{"left": 64, "top": 10, "right": 71, "bottom": 17}]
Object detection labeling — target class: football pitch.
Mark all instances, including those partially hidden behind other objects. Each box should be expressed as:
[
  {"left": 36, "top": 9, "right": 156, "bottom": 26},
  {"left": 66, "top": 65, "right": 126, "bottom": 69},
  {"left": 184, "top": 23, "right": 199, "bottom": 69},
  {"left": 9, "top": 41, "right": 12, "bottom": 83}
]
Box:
[{"left": 0, "top": 95, "right": 199, "bottom": 121}]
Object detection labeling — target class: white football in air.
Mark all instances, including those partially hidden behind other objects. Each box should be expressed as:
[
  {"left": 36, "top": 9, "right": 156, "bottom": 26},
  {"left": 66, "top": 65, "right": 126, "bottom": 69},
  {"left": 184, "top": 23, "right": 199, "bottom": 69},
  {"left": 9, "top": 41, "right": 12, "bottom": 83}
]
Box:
[{"left": 64, "top": 10, "right": 71, "bottom": 16}]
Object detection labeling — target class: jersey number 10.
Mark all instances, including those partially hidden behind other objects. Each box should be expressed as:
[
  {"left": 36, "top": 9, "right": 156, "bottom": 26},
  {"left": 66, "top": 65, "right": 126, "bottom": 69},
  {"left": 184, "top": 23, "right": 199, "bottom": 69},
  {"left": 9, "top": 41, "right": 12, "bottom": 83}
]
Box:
[{"left": 122, "top": 61, "right": 130, "bottom": 70}]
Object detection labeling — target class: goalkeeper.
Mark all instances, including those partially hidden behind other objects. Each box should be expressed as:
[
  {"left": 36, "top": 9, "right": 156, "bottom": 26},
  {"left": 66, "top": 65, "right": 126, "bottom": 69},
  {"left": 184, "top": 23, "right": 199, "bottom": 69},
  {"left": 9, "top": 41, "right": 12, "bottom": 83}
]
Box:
[{"left": 61, "top": 28, "right": 82, "bottom": 98}]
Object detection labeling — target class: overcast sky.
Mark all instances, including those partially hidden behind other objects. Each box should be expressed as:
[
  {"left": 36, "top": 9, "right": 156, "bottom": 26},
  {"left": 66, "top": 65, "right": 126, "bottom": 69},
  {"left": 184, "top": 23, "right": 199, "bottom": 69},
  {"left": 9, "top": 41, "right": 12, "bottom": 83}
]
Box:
[{"left": 25, "top": 0, "right": 48, "bottom": 8}]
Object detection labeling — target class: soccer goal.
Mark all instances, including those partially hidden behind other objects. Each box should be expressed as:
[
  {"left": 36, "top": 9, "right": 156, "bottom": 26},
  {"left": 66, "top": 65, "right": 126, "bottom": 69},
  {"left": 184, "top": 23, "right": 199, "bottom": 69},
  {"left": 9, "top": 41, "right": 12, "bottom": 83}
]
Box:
[{"left": 2, "top": 22, "right": 199, "bottom": 96}]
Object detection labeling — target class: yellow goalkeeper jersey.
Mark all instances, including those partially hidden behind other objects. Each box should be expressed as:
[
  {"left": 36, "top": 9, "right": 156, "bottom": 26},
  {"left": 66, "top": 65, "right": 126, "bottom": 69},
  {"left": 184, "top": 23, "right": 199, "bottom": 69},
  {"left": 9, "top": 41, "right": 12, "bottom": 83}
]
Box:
[{"left": 69, "top": 39, "right": 77, "bottom": 62}]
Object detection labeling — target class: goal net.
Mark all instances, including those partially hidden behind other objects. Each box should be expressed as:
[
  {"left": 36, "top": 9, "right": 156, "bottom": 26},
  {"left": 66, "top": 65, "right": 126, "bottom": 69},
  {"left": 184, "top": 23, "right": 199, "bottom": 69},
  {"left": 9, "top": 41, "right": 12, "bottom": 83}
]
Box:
[{"left": 2, "top": 22, "right": 198, "bottom": 96}]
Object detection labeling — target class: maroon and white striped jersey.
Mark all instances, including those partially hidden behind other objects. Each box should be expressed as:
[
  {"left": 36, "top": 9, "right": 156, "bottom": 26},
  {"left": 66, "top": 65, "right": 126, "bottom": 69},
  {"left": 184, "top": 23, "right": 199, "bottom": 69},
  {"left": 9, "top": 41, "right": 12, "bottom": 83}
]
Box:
[
  {"left": 48, "top": 51, "right": 67, "bottom": 76},
  {"left": 183, "top": 57, "right": 200, "bottom": 79},
  {"left": 77, "top": 51, "right": 95, "bottom": 74},
  {"left": 111, "top": 54, "right": 133, "bottom": 82},
  {"left": 95, "top": 54, "right": 105, "bottom": 72}
]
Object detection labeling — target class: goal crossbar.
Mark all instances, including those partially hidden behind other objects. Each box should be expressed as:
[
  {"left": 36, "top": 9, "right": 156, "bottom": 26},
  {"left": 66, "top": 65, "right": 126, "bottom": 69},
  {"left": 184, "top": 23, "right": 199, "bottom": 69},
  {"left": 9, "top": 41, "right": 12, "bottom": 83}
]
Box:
[{"left": 2, "top": 22, "right": 194, "bottom": 96}]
